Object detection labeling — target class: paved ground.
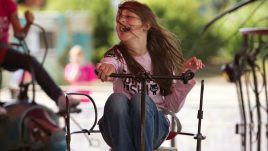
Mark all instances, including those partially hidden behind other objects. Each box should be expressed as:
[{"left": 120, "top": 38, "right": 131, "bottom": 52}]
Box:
[{"left": 1, "top": 76, "right": 267, "bottom": 151}]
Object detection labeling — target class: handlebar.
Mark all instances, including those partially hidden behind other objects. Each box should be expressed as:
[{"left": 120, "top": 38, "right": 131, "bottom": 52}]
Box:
[{"left": 95, "top": 69, "right": 195, "bottom": 84}]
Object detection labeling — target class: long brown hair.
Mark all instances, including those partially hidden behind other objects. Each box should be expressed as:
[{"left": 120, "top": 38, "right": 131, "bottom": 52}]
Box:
[{"left": 107, "top": 1, "right": 184, "bottom": 96}]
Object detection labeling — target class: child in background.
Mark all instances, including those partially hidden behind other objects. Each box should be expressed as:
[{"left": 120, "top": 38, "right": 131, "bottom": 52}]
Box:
[
  {"left": 64, "top": 45, "right": 97, "bottom": 102},
  {"left": 64, "top": 45, "right": 96, "bottom": 85}
]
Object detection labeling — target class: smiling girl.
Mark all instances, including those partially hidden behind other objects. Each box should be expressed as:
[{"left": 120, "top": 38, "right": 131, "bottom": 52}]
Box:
[{"left": 96, "top": 1, "right": 204, "bottom": 151}]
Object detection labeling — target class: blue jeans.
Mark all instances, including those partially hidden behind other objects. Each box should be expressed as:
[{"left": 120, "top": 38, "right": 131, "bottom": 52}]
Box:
[{"left": 99, "top": 93, "right": 169, "bottom": 151}]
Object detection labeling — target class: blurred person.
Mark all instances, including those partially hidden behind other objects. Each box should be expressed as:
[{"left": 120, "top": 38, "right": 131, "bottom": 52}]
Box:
[
  {"left": 0, "top": 0, "right": 80, "bottom": 116},
  {"left": 64, "top": 45, "right": 96, "bottom": 85},
  {"left": 64, "top": 45, "right": 97, "bottom": 102}
]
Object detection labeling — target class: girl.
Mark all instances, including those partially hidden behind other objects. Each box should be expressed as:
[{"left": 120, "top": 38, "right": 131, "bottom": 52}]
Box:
[
  {"left": 64, "top": 45, "right": 96, "bottom": 85},
  {"left": 96, "top": 1, "right": 204, "bottom": 151},
  {"left": 0, "top": 0, "right": 79, "bottom": 115}
]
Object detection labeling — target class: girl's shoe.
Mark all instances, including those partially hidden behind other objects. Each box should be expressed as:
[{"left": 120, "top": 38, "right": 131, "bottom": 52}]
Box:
[
  {"left": 57, "top": 94, "right": 80, "bottom": 113},
  {"left": 0, "top": 106, "right": 7, "bottom": 115},
  {"left": 0, "top": 107, "right": 8, "bottom": 121}
]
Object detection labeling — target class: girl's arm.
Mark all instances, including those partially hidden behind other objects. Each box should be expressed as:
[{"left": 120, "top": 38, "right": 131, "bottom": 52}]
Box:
[
  {"left": 162, "top": 79, "right": 195, "bottom": 113},
  {"left": 163, "top": 56, "right": 204, "bottom": 113},
  {"left": 9, "top": 10, "right": 34, "bottom": 39},
  {"left": 96, "top": 53, "right": 122, "bottom": 81}
]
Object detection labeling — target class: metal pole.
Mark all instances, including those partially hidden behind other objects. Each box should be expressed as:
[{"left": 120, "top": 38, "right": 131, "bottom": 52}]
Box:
[
  {"left": 65, "top": 95, "right": 71, "bottom": 151},
  {"left": 140, "top": 74, "right": 146, "bottom": 151},
  {"left": 195, "top": 80, "right": 206, "bottom": 151},
  {"left": 237, "top": 78, "right": 247, "bottom": 151},
  {"left": 250, "top": 64, "right": 262, "bottom": 151}
]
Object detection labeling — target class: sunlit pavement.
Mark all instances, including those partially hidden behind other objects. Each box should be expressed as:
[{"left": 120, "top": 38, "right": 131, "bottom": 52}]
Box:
[{"left": 1, "top": 77, "right": 266, "bottom": 151}]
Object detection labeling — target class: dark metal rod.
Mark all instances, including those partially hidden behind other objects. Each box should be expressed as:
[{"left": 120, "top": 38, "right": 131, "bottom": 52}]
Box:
[
  {"left": 245, "top": 74, "right": 253, "bottom": 151},
  {"left": 66, "top": 93, "right": 98, "bottom": 132},
  {"left": 195, "top": 80, "right": 205, "bottom": 151},
  {"left": 262, "top": 54, "right": 268, "bottom": 151},
  {"left": 64, "top": 93, "right": 99, "bottom": 151},
  {"left": 171, "top": 117, "right": 176, "bottom": 147},
  {"left": 65, "top": 95, "right": 71, "bottom": 151},
  {"left": 251, "top": 65, "right": 262, "bottom": 151},
  {"left": 237, "top": 78, "right": 247, "bottom": 151},
  {"left": 177, "top": 132, "right": 195, "bottom": 136},
  {"left": 109, "top": 70, "right": 194, "bottom": 82},
  {"left": 140, "top": 76, "right": 146, "bottom": 151}
]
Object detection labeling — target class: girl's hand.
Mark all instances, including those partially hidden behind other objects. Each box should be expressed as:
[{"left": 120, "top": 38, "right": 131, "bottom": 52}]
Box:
[
  {"left": 96, "top": 63, "right": 115, "bottom": 82},
  {"left": 182, "top": 56, "right": 205, "bottom": 72},
  {"left": 24, "top": 10, "right": 34, "bottom": 25}
]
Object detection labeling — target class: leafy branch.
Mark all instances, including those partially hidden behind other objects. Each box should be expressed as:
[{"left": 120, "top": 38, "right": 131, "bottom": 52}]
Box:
[{"left": 201, "top": 0, "right": 260, "bottom": 34}]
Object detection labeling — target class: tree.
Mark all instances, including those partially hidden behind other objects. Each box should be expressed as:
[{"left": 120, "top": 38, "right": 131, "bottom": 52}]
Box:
[
  {"left": 141, "top": 0, "right": 268, "bottom": 65},
  {"left": 141, "top": 0, "right": 225, "bottom": 63}
]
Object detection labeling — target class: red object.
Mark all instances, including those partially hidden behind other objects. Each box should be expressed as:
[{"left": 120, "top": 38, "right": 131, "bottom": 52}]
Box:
[
  {"left": 166, "top": 131, "right": 177, "bottom": 140},
  {"left": 69, "top": 89, "right": 92, "bottom": 103}
]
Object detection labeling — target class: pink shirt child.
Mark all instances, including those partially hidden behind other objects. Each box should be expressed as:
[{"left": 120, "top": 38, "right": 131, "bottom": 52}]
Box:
[
  {"left": 0, "top": 0, "right": 17, "bottom": 64},
  {"left": 64, "top": 63, "right": 97, "bottom": 85}
]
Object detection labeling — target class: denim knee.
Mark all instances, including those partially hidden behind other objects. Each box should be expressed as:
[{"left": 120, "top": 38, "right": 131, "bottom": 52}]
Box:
[
  {"left": 130, "top": 93, "right": 154, "bottom": 108},
  {"left": 104, "top": 93, "right": 129, "bottom": 116},
  {"left": 129, "top": 93, "right": 155, "bottom": 115}
]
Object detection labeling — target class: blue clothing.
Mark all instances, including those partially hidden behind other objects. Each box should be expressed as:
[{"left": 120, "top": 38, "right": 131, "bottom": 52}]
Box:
[{"left": 99, "top": 93, "right": 169, "bottom": 151}]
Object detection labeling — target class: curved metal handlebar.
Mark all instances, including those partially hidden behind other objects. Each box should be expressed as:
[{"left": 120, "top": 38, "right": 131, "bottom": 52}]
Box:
[
  {"left": 95, "top": 69, "right": 195, "bottom": 84},
  {"left": 64, "top": 93, "right": 99, "bottom": 151}
]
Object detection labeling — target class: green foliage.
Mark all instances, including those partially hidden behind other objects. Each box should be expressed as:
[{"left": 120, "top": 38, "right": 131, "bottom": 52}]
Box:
[
  {"left": 140, "top": 0, "right": 268, "bottom": 65},
  {"left": 89, "top": 0, "right": 115, "bottom": 64},
  {"left": 141, "top": 0, "right": 225, "bottom": 63},
  {"left": 207, "top": 0, "right": 268, "bottom": 63},
  {"left": 44, "top": 0, "right": 92, "bottom": 11}
]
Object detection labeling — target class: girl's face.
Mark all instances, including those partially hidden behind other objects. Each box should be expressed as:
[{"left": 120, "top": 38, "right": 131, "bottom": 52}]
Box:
[{"left": 116, "top": 9, "right": 147, "bottom": 42}]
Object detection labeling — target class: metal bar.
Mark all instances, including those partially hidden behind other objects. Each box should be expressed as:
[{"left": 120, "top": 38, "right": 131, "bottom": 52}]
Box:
[
  {"left": 140, "top": 76, "right": 146, "bottom": 151},
  {"left": 65, "top": 95, "right": 71, "bottom": 151},
  {"left": 250, "top": 64, "right": 262, "bottom": 151},
  {"left": 195, "top": 80, "right": 205, "bottom": 151},
  {"left": 262, "top": 54, "right": 268, "bottom": 151},
  {"left": 244, "top": 74, "right": 253, "bottom": 151},
  {"left": 237, "top": 78, "right": 247, "bottom": 151}
]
